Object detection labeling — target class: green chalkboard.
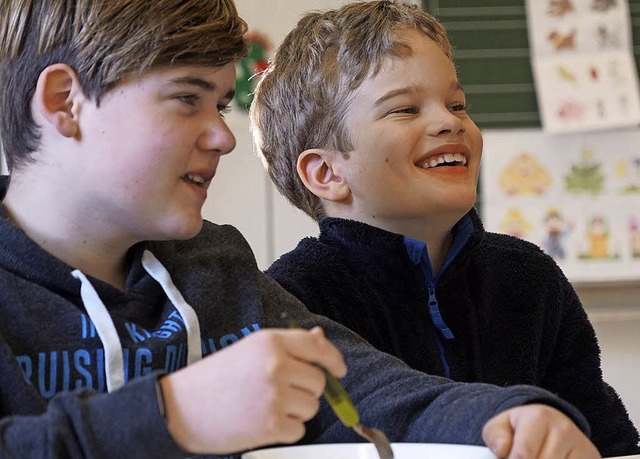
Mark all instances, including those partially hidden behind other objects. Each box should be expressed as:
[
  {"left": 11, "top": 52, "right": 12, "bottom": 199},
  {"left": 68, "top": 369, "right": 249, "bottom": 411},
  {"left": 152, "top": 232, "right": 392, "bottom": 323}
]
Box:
[{"left": 422, "top": 0, "right": 640, "bottom": 129}]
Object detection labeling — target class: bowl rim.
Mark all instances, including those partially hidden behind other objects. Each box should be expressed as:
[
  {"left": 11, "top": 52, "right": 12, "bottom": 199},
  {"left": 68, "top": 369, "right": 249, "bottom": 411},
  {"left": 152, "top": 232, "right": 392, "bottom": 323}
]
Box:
[{"left": 241, "top": 442, "right": 496, "bottom": 458}]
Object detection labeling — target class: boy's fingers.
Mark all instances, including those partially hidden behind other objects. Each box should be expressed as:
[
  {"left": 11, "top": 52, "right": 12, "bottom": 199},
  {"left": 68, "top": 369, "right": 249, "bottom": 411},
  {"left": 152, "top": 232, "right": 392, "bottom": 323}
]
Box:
[
  {"left": 483, "top": 406, "right": 601, "bottom": 459},
  {"left": 506, "top": 410, "right": 545, "bottom": 459},
  {"left": 283, "top": 327, "right": 347, "bottom": 378},
  {"left": 483, "top": 408, "right": 547, "bottom": 459},
  {"left": 482, "top": 411, "right": 514, "bottom": 458},
  {"left": 284, "top": 357, "right": 327, "bottom": 397}
]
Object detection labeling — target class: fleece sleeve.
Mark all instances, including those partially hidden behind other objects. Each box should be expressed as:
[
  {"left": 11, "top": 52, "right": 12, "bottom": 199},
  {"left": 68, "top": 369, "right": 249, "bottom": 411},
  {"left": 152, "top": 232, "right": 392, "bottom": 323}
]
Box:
[
  {"left": 256, "top": 273, "right": 591, "bottom": 447},
  {"left": 540, "top": 274, "right": 640, "bottom": 457},
  {"left": 0, "top": 373, "right": 187, "bottom": 459},
  {"left": 311, "top": 318, "right": 590, "bottom": 446}
]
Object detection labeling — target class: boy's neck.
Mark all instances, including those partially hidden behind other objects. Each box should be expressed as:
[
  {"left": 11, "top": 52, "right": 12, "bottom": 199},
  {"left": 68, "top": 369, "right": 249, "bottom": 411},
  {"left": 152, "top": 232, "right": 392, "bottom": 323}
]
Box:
[
  {"left": 403, "top": 221, "right": 454, "bottom": 276},
  {"left": 347, "top": 213, "right": 461, "bottom": 276},
  {"left": 422, "top": 230, "right": 453, "bottom": 276},
  {"left": 3, "top": 177, "right": 131, "bottom": 291}
]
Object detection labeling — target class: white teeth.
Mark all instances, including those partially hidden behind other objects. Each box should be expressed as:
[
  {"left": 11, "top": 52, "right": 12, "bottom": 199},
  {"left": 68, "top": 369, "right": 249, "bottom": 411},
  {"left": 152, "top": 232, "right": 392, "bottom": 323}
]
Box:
[
  {"left": 185, "top": 174, "right": 205, "bottom": 184},
  {"left": 421, "top": 153, "right": 468, "bottom": 168},
  {"left": 453, "top": 153, "right": 467, "bottom": 165}
]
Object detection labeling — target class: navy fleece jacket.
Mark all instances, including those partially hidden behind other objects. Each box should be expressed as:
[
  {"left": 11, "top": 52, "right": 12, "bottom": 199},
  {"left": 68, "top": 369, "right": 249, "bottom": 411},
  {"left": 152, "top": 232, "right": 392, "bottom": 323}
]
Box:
[{"left": 267, "top": 210, "right": 640, "bottom": 457}]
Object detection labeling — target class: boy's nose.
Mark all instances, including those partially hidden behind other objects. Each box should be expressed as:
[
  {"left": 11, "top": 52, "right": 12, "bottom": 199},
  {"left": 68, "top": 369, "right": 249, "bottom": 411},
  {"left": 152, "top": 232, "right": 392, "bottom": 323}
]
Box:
[
  {"left": 198, "top": 114, "right": 236, "bottom": 155},
  {"left": 428, "top": 108, "right": 465, "bottom": 137}
]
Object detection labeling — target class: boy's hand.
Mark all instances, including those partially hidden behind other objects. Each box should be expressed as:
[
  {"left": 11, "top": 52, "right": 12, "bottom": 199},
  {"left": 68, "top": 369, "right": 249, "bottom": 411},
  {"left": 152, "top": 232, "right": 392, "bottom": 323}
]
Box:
[
  {"left": 159, "top": 327, "right": 346, "bottom": 455},
  {"left": 482, "top": 404, "right": 601, "bottom": 459}
]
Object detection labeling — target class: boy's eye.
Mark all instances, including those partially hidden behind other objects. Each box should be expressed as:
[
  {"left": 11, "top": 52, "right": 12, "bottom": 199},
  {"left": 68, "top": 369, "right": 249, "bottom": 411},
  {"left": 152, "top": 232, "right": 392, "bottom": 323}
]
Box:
[
  {"left": 450, "top": 103, "right": 468, "bottom": 113},
  {"left": 390, "top": 106, "right": 419, "bottom": 115},
  {"left": 178, "top": 94, "right": 200, "bottom": 106},
  {"left": 218, "top": 104, "right": 232, "bottom": 117}
]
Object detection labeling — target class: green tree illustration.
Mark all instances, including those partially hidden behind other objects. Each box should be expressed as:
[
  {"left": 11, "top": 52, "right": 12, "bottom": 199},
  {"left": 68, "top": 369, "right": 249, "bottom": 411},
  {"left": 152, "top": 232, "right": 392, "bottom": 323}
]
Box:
[{"left": 564, "top": 148, "right": 605, "bottom": 194}]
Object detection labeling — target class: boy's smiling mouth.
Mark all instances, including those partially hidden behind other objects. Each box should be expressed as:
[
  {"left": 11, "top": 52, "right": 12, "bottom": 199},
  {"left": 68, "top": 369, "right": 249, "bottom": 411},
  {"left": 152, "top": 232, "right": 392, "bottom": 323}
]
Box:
[
  {"left": 182, "top": 171, "right": 214, "bottom": 188},
  {"left": 183, "top": 174, "right": 207, "bottom": 187},
  {"left": 184, "top": 174, "right": 206, "bottom": 185},
  {"left": 418, "top": 152, "right": 467, "bottom": 169},
  {"left": 415, "top": 144, "right": 471, "bottom": 170}
]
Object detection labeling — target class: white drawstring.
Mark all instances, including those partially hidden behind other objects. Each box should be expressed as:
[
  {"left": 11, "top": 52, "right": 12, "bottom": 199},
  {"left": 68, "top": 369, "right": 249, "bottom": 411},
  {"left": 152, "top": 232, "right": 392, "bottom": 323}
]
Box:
[
  {"left": 72, "top": 249, "right": 202, "bottom": 393},
  {"left": 141, "top": 250, "right": 202, "bottom": 364},
  {"left": 72, "top": 269, "right": 125, "bottom": 392}
]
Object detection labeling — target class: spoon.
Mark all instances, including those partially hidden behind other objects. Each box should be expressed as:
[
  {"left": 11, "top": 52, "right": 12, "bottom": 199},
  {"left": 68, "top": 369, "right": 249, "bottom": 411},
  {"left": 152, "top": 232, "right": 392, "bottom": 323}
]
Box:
[{"left": 282, "top": 313, "right": 394, "bottom": 459}]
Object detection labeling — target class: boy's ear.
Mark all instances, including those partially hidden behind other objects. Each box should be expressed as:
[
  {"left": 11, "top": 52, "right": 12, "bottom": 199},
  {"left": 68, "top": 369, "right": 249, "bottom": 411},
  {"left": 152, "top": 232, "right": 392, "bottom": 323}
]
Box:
[
  {"left": 297, "top": 148, "right": 351, "bottom": 202},
  {"left": 34, "top": 63, "right": 84, "bottom": 139}
]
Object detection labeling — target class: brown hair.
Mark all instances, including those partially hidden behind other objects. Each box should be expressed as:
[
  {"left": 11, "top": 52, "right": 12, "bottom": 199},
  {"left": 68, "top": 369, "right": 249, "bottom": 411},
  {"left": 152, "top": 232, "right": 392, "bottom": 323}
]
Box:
[
  {"left": 250, "top": 0, "right": 451, "bottom": 221},
  {"left": 0, "top": 0, "right": 248, "bottom": 172}
]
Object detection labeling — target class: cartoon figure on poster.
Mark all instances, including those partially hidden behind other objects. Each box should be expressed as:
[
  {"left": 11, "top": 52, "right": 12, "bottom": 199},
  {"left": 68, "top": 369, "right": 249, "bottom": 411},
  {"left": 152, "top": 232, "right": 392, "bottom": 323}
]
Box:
[
  {"left": 542, "top": 207, "right": 573, "bottom": 260},
  {"left": 597, "top": 25, "right": 621, "bottom": 48},
  {"left": 547, "top": 29, "right": 576, "bottom": 51},
  {"left": 618, "top": 156, "right": 640, "bottom": 194},
  {"left": 629, "top": 216, "right": 640, "bottom": 258},
  {"left": 592, "top": 0, "right": 618, "bottom": 12},
  {"left": 579, "top": 214, "right": 619, "bottom": 259},
  {"left": 500, "top": 208, "right": 533, "bottom": 240},
  {"left": 565, "top": 148, "right": 605, "bottom": 195},
  {"left": 547, "top": 0, "right": 574, "bottom": 17},
  {"left": 499, "top": 152, "right": 552, "bottom": 196}
]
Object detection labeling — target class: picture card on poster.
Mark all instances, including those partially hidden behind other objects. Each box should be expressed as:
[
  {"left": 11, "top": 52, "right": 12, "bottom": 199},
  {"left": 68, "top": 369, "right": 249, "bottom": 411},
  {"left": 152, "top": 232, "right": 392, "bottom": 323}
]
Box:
[
  {"left": 526, "top": 0, "right": 640, "bottom": 133},
  {"left": 531, "top": 52, "right": 640, "bottom": 133},
  {"left": 481, "top": 128, "right": 640, "bottom": 283}
]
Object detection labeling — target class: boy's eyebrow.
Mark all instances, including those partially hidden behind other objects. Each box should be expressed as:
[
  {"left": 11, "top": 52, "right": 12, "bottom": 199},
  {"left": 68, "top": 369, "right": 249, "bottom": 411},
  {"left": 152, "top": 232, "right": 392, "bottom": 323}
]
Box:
[
  {"left": 451, "top": 81, "right": 464, "bottom": 92},
  {"left": 374, "top": 85, "right": 421, "bottom": 107},
  {"left": 165, "top": 76, "right": 236, "bottom": 99},
  {"left": 374, "top": 81, "right": 465, "bottom": 107}
]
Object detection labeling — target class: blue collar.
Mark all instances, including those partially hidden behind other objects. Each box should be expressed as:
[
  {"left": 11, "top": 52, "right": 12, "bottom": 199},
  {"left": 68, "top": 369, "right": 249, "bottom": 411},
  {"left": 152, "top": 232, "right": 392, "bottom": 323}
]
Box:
[{"left": 403, "top": 213, "right": 473, "bottom": 282}]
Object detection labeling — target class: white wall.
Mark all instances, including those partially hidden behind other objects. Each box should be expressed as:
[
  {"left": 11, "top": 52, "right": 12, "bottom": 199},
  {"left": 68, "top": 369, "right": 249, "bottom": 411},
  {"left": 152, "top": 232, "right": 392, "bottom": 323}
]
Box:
[
  {"left": 591, "top": 311, "right": 640, "bottom": 432},
  {"left": 580, "top": 285, "right": 640, "bottom": 430},
  {"left": 0, "top": 151, "right": 6, "bottom": 175}
]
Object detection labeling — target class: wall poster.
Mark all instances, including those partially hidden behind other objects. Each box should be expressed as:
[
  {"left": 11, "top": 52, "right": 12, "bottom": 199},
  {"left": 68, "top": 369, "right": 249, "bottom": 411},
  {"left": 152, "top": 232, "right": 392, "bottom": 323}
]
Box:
[
  {"left": 481, "top": 128, "right": 640, "bottom": 283},
  {"left": 526, "top": 0, "right": 640, "bottom": 133}
]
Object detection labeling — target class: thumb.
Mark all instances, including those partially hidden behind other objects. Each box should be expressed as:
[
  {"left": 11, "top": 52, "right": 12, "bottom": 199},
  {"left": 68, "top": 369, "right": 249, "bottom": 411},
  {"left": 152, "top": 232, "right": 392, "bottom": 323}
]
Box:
[
  {"left": 482, "top": 412, "right": 514, "bottom": 458},
  {"left": 309, "top": 326, "right": 326, "bottom": 338}
]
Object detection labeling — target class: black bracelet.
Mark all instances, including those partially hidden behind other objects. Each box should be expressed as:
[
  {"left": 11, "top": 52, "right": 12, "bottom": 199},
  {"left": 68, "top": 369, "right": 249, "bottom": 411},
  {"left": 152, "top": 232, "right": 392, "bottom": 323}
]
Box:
[{"left": 155, "top": 376, "right": 167, "bottom": 420}]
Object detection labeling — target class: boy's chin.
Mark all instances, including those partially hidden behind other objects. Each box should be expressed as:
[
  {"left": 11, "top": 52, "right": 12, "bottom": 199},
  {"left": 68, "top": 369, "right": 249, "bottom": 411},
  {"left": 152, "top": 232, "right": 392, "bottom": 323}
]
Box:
[{"left": 163, "top": 217, "right": 204, "bottom": 241}]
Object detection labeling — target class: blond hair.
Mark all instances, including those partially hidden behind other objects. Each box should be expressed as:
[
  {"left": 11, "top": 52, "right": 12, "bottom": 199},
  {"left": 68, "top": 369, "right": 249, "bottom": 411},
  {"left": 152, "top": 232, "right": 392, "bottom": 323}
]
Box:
[
  {"left": 250, "top": 0, "right": 451, "bottom": 221},
  {"left": 0, "top": 0, "right": 247, "bottom": 172}
]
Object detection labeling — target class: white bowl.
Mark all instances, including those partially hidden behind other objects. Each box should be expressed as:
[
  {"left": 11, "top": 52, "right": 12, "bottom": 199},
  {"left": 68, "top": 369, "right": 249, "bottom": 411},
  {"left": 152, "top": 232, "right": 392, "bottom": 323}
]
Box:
[{"left": 242, "top": 442, "right": 497, "bottom": 459}]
